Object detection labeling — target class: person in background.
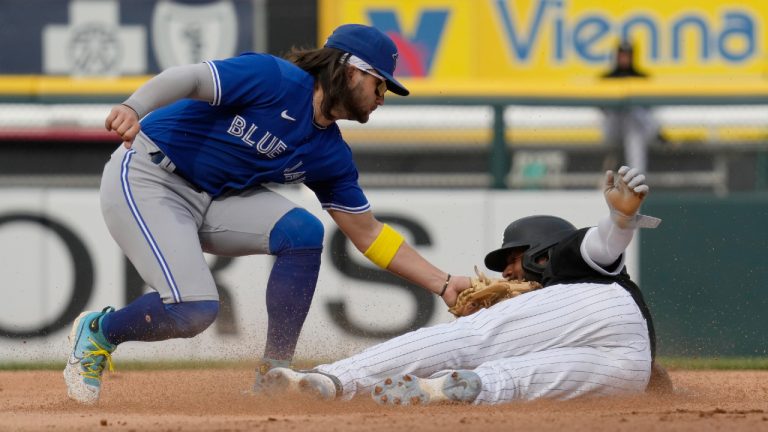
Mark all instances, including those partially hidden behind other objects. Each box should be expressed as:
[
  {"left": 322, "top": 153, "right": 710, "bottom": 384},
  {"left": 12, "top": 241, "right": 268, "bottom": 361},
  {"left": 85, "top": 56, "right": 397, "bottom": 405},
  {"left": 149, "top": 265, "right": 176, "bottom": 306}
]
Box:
[{"left": 601, "top": 40, "right": 666, "bottom": 173}]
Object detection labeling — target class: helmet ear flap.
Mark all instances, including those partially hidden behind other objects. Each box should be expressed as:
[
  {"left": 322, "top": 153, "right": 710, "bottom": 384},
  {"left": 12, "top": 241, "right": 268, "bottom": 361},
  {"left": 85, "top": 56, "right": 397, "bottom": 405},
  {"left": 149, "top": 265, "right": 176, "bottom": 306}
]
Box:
[{"left": 521, "top": 248, "right": 550, "bottom": 282}]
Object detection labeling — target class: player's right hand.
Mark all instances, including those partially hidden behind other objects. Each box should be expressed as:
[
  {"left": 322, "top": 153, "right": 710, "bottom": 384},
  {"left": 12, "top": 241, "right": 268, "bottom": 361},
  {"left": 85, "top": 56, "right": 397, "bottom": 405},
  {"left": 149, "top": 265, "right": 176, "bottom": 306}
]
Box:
[
  {"left": 105, "top": 104, "right": 141, "bottom": 149},
  {"left": 441, "top": 275, "right": 471, "bottom": 308}
]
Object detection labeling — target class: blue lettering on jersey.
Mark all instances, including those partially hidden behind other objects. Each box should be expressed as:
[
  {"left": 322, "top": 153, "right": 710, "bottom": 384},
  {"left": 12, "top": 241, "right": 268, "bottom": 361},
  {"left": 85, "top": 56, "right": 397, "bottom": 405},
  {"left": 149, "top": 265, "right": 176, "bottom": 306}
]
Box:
[{"left": 227, "top": 114, "right": 288, "bottom": 159}]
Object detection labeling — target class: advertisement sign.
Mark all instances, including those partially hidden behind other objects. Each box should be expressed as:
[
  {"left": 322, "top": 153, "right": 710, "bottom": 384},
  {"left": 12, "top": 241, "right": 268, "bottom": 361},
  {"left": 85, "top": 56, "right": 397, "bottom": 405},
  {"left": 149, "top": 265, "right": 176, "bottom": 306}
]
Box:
[
  {"left": 320, "top": 0, "right": 768, "bottom": 82},
  {"left": 0, "top": 0, "right": 254, "bottom": 76},
  {"left": 0, "top": 187, "right": 624, "bottom": 362}
]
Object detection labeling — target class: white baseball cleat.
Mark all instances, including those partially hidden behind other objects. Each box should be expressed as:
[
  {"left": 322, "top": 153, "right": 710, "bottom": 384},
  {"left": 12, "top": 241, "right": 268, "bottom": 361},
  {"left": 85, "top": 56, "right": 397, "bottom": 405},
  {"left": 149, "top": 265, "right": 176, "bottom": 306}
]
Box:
[
  {"left": 261, "top": 367, "right": 340, "bottom": 400},
  {"left": 249, "top": 358, "right": 291, "bottom": 394},
  {"left": 371, "top": 370, "right": 481, "bottom": 406}
]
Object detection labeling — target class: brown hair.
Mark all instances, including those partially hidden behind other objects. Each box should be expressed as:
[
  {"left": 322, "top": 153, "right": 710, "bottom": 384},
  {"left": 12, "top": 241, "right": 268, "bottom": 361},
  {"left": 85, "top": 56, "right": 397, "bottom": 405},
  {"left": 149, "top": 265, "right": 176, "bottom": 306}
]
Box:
[{"left": 283, "top": 47, "right": 350, "bottom": 120}]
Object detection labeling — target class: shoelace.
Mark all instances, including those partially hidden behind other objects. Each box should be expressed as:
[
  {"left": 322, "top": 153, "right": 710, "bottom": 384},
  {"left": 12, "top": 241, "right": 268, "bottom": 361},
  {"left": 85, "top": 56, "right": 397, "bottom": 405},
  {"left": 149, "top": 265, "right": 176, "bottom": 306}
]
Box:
[{"left": 79, "top": 337, "right": 114, "bottom": 380}]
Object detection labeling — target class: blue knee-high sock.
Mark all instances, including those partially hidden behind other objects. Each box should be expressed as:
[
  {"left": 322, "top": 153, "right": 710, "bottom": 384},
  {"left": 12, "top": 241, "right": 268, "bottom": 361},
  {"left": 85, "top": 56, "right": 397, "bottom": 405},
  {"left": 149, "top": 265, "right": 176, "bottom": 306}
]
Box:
[
  {"left": 265, "top": 207, "right": 323, "bottom": 361},
  {"left": 264, "top": 249, "right": 321, "bottom": 360},
  {"left": 100, "top": 292, "right": 219, "bottom": 345}
]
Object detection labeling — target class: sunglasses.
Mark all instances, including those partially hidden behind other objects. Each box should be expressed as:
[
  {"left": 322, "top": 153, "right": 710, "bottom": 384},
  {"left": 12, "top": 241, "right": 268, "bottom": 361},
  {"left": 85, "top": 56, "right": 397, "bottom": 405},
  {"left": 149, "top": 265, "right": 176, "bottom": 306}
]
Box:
[{"left": 361, "top": 68, "right": 388, "bottom": 97}]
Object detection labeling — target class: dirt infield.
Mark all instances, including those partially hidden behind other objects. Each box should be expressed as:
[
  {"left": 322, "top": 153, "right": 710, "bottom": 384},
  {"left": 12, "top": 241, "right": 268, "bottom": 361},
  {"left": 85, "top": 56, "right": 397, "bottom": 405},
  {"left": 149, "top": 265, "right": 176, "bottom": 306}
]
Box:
[{"left": 2, "top": 368, "right": 767, "bottom": 431}]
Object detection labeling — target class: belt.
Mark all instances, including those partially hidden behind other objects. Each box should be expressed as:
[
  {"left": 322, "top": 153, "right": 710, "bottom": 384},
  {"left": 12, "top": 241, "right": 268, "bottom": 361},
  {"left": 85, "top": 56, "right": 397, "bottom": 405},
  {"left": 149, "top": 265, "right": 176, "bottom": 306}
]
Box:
[
  {"left": 149, "top": 149, "right": 177, "bottom": 174},
  {"left": 147, "top": 149, "right": 203, "bottom": 193}
]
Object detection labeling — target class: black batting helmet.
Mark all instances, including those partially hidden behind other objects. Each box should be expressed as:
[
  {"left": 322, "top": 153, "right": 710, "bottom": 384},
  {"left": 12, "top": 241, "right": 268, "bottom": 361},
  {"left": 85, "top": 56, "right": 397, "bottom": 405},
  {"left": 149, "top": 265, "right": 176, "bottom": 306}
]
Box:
[{"left": 484, "top": 215, "right": 577, "bottom": 281}]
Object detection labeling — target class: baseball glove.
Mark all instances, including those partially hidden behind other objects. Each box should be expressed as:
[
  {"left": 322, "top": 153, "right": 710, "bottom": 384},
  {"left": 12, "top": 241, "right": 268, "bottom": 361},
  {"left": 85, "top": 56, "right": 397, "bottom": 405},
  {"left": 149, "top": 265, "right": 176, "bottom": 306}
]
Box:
[{"left": 448, "top": 266, "right": 542, "bottom": 317}]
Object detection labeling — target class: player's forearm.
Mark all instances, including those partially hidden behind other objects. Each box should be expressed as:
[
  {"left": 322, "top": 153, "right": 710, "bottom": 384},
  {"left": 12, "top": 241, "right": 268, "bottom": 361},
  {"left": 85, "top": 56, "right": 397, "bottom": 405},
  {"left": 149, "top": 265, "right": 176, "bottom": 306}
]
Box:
[
  {"left": 583, "top": 214, "right": 634, "bottom": 266},
  {"left": 350, "top": 222, "right": 448, "bottom": 294},
  {"left": 332, "top": 210, "right": 456, "bottom": 296},
  {"left": 385, "top": 242, "right": 449, "bottom": 295},
  {"left": 123, "top": 63, "right": 215, "bottom": 118}
]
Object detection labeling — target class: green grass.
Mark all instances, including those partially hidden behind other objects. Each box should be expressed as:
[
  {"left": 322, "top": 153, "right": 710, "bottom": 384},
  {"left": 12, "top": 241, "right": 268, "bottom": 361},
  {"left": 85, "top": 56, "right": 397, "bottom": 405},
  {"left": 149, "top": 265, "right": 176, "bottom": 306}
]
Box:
[
  {"left": 657, "top": 356, "right": 768, "bottom": 370},
  {"left": 3, "top": 357, "right": 768, "bottom": 371}
]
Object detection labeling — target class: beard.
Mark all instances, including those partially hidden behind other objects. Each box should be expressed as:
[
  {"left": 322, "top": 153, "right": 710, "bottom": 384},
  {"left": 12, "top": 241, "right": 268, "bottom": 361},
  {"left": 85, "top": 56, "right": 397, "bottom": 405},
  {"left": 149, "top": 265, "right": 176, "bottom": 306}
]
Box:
[{"left": 340, "top": 82, "right": 371, "bottom": 123}]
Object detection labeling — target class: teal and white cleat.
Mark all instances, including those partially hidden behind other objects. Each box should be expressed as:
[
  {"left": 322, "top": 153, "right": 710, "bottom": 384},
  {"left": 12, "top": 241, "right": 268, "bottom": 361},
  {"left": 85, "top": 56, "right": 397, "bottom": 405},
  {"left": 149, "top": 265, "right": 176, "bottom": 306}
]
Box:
[
  {"left": 63, "top": 307, "right": 116, "bottom": 405},
  {"left": 372, "top": 371, "right": 481, "bottom": 406}
]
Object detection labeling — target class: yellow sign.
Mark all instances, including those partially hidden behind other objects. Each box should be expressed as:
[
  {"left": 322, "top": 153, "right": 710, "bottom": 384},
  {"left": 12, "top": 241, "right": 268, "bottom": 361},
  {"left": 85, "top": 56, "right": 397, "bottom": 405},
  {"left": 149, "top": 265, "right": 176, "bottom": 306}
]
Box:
[{"left": 320, "top": 0, "right": 768, "bottom": 84}]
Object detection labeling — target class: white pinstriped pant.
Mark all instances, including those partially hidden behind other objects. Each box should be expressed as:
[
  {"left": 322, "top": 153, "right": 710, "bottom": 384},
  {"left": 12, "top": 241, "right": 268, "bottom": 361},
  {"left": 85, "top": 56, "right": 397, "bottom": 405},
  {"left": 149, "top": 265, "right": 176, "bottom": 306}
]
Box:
[{"left": 317, "top": 282, "right": 652, "bottom": 404}]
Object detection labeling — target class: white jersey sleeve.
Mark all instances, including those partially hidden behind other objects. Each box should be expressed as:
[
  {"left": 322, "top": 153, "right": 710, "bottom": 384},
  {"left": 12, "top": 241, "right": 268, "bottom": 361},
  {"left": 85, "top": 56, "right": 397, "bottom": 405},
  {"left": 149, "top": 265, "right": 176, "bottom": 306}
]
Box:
[{"left": 582, "top": 214, "right": 635, "bottom": 268}]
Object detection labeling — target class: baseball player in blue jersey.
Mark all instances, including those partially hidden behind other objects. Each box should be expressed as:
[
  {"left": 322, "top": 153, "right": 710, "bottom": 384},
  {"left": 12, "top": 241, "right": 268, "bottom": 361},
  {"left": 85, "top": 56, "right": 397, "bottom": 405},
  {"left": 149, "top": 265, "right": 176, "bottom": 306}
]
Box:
[
  {"left": 259, "top": 166, "right": 673, "bottom": 404},
  {"left": 63, "top": 24, "right": 472, "bottom": 405}
]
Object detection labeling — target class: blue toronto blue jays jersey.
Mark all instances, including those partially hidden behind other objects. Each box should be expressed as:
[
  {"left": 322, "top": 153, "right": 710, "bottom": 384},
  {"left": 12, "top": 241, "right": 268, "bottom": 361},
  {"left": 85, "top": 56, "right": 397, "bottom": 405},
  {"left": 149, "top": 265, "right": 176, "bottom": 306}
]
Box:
[{"left": 139, "top": 53, "right": 370, "bottom": 213}]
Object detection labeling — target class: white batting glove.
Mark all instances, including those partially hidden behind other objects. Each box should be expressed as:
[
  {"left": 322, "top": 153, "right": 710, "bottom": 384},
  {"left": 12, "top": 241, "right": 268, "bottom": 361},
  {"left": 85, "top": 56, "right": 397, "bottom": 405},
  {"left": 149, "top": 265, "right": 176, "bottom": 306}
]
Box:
[
  {"left": 617, "top": 165, "right": 649, "bottom": 195},
  {"left": 604, "top": 166, "right": 660, "bottom": 229}
]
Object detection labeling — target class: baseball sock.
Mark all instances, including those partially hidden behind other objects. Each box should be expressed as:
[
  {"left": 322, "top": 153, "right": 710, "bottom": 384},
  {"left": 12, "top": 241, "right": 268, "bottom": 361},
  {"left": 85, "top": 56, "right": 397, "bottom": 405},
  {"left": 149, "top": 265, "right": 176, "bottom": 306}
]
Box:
[
  {"left": 100, "top": 292, "right": 219, "bottom": 345},
  {"left": 264, "top": 248, "right": 321, "bottom": 360},
  {"left": 264, "top": 208, "right": 323, "bottom": 361}
]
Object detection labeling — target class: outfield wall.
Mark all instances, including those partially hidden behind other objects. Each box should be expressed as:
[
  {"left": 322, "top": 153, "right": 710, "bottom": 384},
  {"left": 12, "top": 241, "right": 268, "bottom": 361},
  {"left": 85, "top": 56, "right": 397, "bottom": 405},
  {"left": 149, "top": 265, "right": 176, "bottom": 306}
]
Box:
[
  {"left": 0, "top": 187, "right": 627, "bottom": 362},
  {"left": 3, "top": 186, "right": 767, "bottom": 362},
  {"left": 642, "top": 194, "right": 768, "bottom": 357}
]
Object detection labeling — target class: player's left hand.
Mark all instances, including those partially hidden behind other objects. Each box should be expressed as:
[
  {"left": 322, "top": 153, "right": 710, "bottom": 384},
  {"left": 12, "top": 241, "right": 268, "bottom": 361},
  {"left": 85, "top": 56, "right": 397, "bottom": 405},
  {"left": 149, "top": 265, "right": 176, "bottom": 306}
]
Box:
[
  {"left": 604, "top": 165, "right": 649, "bottom": 226},
  {"left": 440, "top": 275, "right": 471, "bottom": 308}
]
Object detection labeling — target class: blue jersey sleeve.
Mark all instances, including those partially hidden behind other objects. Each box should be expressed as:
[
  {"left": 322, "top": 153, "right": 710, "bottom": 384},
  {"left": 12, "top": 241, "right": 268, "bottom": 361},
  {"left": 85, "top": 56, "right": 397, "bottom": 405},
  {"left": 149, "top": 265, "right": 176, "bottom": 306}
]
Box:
[
  {"left": 206, "top": 53, "right": 281, "bottom": 107},
  {"left": 306, "top": 173, "right": 371, "bottom": 214}
]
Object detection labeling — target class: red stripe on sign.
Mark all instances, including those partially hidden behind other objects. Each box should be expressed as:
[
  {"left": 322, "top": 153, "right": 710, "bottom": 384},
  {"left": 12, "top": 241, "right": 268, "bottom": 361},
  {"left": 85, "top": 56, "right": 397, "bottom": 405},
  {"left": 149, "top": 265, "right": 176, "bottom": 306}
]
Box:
[{"left": 0, "top": 128, "right": 119, "bottom": 142}]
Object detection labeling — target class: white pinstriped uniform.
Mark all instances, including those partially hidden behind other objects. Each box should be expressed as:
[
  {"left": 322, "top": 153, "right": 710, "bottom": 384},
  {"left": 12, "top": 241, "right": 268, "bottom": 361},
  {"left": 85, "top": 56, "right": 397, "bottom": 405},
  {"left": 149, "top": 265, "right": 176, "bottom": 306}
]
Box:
[{"left": 316, "top": 228, "right": 652, "bottom": 404}]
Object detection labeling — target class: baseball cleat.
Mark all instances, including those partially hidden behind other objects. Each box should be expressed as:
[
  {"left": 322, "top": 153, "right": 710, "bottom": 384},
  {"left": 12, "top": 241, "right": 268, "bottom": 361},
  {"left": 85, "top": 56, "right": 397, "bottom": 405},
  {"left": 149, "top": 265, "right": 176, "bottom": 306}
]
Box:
[
  {"left": 261, "top": 367, "right": 304, "bottom": 394},
  {"left": 261, "top": 367, "right": 340, "bottom": 400},
  {"left": 298, "top": 372, "right": 340, "bottom": 400},
  {"left": 63, "top": 307, "right": 116, "bottom": 405},
  {"left": 250, "top": 358, "right": 291, "bottom": 394},
  {"left": 372, "top": 371, "right": 481, "bottom": 406}
]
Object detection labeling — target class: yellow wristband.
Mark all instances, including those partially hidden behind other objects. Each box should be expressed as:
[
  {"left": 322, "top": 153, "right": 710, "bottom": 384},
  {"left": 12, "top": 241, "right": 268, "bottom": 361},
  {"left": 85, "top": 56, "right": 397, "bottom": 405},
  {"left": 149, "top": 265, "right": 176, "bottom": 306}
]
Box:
[{"left": 363, "top": 224, "right": 405, "bottom": 269}]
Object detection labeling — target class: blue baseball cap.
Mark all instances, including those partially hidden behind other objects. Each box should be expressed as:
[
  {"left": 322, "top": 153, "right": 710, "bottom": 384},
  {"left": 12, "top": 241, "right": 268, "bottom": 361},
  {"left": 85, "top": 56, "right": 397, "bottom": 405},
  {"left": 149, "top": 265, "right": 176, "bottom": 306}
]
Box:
[{"left": 324, "top": 24, "right": 410, "bottom": 96}]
